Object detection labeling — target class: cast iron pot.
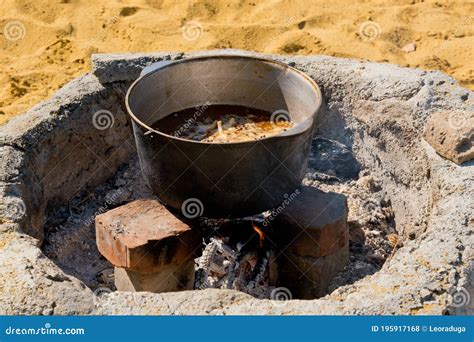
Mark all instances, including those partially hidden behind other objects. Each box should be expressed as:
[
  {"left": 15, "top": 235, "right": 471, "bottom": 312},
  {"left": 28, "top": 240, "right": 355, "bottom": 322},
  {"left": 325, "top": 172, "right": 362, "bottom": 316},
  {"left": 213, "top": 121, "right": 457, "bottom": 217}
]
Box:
[{"left": 126, "top": 54, "right": 322, "bottom": 218}]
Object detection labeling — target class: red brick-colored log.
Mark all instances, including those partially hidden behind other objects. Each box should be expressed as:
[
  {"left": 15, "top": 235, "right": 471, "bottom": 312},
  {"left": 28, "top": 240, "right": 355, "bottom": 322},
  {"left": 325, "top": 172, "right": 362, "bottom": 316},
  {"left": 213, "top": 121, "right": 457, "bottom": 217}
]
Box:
[{"left": 95, "top": 199, "right": 201, "bottom": 274}]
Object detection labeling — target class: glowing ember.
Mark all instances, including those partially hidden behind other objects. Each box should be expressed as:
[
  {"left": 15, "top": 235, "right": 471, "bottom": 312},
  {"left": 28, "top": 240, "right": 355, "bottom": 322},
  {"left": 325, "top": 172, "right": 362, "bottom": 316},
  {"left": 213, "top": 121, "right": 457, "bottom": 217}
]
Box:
[{"left": 252, "top": 222, "right": 265, "bottom": 248}]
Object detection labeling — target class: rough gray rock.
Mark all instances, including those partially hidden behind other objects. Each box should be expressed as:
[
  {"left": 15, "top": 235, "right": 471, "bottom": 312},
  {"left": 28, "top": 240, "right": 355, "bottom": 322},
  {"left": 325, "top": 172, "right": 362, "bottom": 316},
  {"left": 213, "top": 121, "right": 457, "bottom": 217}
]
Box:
[
  {"left": 1, "top": 50, "right": 472, "bottom": 315},
  {"left": 423, "top": 110, "right": 474, "bottom": 164},
  {"left": 91, "top": 52, "right": 185, "bottom": 83},
  {"left": 0, "top": 232, "right": 94, "bottom": 315},
  {"left": 0, "top": 74, "right": 134, "bottom": 241}
]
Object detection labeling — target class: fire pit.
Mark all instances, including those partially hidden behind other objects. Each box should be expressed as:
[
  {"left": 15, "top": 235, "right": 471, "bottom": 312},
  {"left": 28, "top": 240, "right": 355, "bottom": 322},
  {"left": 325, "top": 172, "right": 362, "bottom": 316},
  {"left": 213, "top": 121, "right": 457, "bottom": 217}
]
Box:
[
  {"left": 126, "top": 55, "right": 322, "bottom": 218},
  {"left": 1, "top": 50, "right": 472, "bottom": 315},
  {"left": 117, "top": 56, "right": 342, "bottom": 299},
  {"left": 94, "top": 183, "right": 349, "bottom": 300}
]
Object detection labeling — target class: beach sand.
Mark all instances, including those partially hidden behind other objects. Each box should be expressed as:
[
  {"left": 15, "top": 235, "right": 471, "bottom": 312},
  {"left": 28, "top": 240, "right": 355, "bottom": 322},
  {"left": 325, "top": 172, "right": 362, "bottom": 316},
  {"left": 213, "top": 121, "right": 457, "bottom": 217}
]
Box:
[{"left": 0, "top": 0, "right": 472, "bottom": 125}]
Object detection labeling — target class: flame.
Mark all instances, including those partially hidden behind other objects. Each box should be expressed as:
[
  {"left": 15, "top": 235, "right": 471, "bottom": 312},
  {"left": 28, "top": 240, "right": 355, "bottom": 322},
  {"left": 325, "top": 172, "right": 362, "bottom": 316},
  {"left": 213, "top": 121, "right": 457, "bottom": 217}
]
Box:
[{"left": 252, "top": 222, "right": 265, "bottom": 248}]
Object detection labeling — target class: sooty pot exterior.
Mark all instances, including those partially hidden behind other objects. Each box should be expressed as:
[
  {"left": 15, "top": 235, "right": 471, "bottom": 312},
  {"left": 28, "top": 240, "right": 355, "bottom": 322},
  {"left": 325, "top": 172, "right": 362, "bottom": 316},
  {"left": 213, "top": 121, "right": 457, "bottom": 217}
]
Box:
[{"left": 126, "top": 55, "right": 322, "bottom": 218}]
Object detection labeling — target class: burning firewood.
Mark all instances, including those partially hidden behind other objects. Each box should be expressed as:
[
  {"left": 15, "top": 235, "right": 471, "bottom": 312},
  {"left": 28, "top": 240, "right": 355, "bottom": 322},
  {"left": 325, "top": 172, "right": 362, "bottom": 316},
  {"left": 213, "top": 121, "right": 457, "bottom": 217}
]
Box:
[
  {"left": 194, "top": 222, "right": 274, "bottom": 299},
  {"left": 194, "top": 237, "right": 234, "bottom": 289}
]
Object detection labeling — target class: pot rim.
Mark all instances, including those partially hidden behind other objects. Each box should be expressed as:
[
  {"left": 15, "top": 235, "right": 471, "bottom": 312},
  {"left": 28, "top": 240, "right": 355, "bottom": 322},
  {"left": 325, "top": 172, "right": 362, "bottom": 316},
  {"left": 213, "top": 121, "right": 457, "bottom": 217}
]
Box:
[{"left": 125, "top": 54, "right": 323, "bottom": 146}]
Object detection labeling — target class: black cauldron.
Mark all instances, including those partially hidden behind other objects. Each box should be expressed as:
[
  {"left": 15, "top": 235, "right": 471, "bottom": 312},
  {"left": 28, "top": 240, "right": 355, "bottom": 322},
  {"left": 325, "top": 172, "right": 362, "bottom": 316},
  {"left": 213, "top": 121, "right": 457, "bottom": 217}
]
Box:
[{"left": 126, "top": 54, "right": 322, "bottom": 218}]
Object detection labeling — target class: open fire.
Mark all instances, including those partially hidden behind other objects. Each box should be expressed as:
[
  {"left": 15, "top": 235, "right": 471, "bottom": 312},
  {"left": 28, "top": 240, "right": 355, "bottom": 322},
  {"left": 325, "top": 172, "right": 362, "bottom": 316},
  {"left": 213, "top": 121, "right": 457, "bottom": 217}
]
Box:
[
  {"left": 94, "top": 185, "right": 349, "bottom": 300},
  {"left": 194, "top": 219, "right": 277, "bottom": 299}
]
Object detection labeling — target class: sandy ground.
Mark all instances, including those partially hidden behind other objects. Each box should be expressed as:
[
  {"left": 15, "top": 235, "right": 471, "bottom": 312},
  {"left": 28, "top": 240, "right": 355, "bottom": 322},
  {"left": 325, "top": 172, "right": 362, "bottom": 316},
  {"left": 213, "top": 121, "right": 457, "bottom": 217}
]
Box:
[{"left": 0, "top": 0, "right": 473, "bottom": 125}]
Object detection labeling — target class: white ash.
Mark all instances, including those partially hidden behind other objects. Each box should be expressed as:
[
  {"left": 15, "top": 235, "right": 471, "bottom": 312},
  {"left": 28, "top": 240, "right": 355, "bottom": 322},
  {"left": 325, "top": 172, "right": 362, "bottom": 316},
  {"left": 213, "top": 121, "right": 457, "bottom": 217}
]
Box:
[
  {"left": 304, "top": 169, "right": 398, "bottom": 291},
  {"left": 41, "top": 153, "right": 397, "bottom": 296},
  {"left": 194, "top": 237, "right": 274, "bottom": 299},
  {"left": 42, "top": 157, "right": 153, "bottom": 290}
]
